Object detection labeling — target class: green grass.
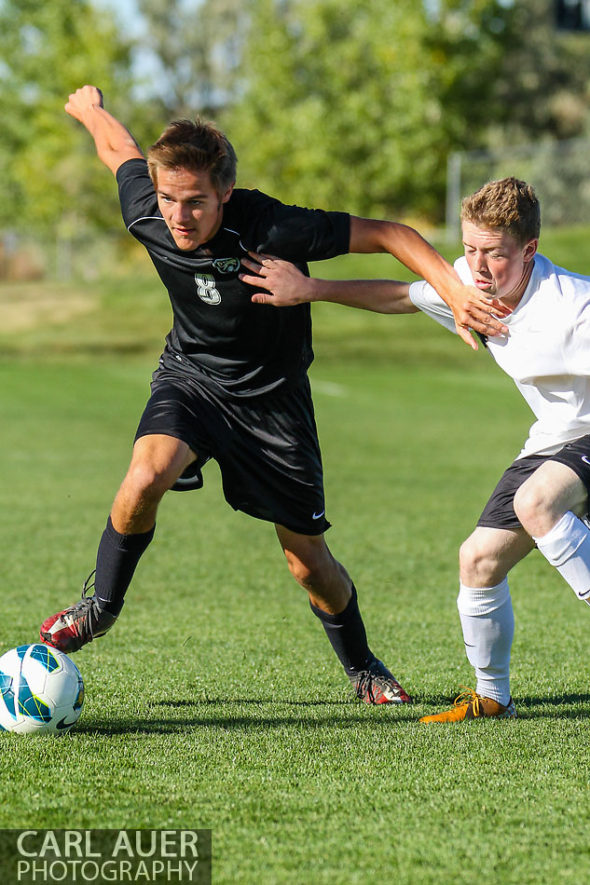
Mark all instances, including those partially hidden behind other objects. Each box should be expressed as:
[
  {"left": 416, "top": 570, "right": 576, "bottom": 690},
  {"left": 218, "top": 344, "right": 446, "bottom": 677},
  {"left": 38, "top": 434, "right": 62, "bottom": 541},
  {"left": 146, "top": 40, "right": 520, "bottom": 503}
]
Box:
[{"left": 1, "top": 236, "right": 590, "bottom": 883}]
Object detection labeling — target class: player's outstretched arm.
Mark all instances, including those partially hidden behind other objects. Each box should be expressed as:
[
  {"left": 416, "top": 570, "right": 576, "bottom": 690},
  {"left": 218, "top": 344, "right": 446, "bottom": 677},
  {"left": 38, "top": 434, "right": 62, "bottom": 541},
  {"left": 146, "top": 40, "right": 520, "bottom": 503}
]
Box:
[
  {"left": 349, "top": 216, "right": 510, "bottom": 350},
  {"left": 65, "top": 85, "right": 143, "bottom": 176},
  {"left": 241, "top": 253, "right": 418, "bottom": 314}
]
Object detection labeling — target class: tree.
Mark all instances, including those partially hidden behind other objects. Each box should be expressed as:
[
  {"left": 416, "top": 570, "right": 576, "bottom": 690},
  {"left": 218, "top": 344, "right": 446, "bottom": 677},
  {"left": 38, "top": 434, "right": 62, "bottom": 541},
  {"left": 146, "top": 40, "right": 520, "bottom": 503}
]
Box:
[
  {"left": 225, "top": 0, "right": 518, "bottom": 219},
  {"left": 0, "top": 0, "right": 136, "bottom": 237},
  {"left": 135, "top": 0, "right": 247, "bottom": 119},
  {"left": 489, "top": 0, "right": 590, "bottom": 143},
  {"left": 224, "top": 0, "right": 590, "bottom": 221}
]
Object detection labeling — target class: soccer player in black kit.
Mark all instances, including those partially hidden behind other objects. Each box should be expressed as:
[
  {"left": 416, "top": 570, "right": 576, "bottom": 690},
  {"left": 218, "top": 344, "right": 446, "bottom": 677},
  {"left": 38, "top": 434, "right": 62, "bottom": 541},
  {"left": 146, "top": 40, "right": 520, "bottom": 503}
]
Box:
[{"left": 40, "top": 85, "right": 508, "bottom": 705}]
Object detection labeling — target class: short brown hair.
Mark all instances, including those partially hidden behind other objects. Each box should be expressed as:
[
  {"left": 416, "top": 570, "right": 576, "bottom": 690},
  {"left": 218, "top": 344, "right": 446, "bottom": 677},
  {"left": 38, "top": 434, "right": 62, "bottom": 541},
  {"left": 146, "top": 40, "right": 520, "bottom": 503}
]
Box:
[
  {"left": 147, "top": 118, "right": 237, "bottom": 196},
  {"left": 461, "top": 177, "right": 541, "bottom": 245}
]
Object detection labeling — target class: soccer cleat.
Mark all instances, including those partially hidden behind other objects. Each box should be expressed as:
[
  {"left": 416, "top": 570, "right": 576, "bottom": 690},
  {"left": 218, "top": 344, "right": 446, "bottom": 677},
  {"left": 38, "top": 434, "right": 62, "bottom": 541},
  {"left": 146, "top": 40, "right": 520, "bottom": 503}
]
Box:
[
  {"left": 419, "top": 687, "right": 517, "bottom": 723},
  {"left": 351, "top": 657, "right": 411, "bottom": 705},
  {"left": 40, "top": 572, "right": 117, "bottom": 654}
]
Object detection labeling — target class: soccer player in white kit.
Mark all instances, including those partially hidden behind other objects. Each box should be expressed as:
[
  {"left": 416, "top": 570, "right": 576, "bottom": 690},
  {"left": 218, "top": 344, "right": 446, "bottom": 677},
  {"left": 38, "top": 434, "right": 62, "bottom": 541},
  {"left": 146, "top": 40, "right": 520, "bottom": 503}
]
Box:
[{"left": 240, "top": 177, "right": 590, "bottom": 722}]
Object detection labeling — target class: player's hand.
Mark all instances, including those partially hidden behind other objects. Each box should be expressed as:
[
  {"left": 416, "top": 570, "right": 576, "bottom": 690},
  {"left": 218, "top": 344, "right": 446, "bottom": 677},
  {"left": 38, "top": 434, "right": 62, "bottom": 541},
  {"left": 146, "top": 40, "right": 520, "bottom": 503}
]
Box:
[
  {"left": 65, "top": 85, "right": 104, "bottom": 122},
  {"left": 240, "top": 252, "right": 314, "bottom": 306},
  {"left": 450, "top": 285, "right": 511, "bottom": 350}
]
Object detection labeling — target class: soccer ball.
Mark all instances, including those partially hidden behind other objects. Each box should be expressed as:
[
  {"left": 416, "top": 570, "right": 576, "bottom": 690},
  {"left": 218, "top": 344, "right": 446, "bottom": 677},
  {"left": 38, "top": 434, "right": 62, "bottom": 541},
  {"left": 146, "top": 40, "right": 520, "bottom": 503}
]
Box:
[{"left": 0, "top": 643, "right": 84, "bottom": 735}]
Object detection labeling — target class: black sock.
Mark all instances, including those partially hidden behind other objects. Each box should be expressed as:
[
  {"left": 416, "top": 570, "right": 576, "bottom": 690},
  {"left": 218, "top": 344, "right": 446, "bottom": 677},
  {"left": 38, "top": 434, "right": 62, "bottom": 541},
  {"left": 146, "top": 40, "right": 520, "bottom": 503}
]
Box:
[
  {"left": 93, "top": 516, "right": 155, "bottom": 616},
  {"left": 309, "top": 584, "right": 373, "bottom": 677}
]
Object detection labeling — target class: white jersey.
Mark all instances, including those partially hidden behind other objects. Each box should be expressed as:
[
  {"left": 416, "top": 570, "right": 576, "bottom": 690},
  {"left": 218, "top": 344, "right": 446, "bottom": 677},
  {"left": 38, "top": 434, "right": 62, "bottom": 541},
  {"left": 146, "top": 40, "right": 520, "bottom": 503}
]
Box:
[{"left": 409, "top": 253, "right": 590, "bottom": 458}]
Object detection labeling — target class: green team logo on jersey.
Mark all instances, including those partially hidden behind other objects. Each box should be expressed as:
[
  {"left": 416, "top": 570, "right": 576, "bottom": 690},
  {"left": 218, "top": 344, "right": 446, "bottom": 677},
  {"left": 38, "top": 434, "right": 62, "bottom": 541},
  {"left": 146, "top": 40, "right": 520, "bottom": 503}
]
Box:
[
  {"left": 194, "top": 273, "right": 221, "bottom": 305},
  {"left": 213, "top": 257, "right": 240, "bottom": 274}
]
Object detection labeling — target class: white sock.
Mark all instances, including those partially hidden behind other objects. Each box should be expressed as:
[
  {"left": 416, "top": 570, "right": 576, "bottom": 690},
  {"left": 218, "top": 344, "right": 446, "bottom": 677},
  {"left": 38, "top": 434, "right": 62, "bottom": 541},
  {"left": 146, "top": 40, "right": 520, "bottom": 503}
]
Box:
[
  {"left": 534, "top": 511, "right": 590, "bottom": 604},
  {"left": 457, "top": 579, "right": 514, "bottom": 706}
]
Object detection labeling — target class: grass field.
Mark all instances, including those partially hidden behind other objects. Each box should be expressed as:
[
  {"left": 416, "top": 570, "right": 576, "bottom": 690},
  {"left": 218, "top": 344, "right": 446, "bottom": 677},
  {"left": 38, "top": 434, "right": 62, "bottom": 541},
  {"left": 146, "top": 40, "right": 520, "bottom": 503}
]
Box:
[{"left": 1, "top": 235, "right": 590, "bottom": 883}]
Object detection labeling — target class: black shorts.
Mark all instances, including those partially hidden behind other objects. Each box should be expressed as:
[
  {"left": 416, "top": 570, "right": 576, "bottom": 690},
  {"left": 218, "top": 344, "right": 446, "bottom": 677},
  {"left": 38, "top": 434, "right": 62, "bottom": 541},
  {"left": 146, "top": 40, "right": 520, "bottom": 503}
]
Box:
[
  {"left": 135, "top": 367, "right": 330, "bottom": 536},
  {"left": 477, "top": 434, "right": 590, "bottom": 530}
]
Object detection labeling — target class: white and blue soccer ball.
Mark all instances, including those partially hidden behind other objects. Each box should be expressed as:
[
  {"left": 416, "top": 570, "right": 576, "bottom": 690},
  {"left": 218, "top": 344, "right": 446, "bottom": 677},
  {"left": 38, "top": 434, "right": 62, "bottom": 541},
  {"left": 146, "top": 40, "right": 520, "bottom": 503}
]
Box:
[{"left": 0, "top": 643, "right": 84, "bottom": 735}]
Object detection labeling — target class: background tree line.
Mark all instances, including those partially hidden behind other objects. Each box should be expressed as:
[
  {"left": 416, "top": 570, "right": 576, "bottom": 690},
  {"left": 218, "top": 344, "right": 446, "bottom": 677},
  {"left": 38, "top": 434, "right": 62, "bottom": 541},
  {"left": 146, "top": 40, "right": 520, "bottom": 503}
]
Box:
[{"left": 1, "top": 0, "right": 590, "bottom": 241}]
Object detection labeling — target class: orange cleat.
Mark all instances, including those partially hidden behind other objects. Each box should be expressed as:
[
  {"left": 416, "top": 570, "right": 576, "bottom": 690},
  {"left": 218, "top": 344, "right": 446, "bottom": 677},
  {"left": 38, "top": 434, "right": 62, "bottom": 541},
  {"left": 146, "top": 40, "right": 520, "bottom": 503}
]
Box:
[{"left": 419, "top": 687, "right": 516, "bottom": 723}]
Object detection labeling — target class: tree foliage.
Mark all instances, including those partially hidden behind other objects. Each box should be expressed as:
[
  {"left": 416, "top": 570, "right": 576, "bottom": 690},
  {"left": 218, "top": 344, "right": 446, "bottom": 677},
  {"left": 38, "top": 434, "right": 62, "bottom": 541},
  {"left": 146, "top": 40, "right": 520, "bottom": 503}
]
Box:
[
  {"left": 224, "top": 0, "right": 590, "bottom": 220},
  {"left": 225, "top": 0, "right": 434, "bottom": 216},
  {"left": 222, "top": 0, "right": 521, "bottom": 218},
  {"left": 0, "top": 0, "right": 134, "bottom": 235},
  {"left": 135, "top": 0, "right": 247, "bottom": 118},
  {"left": 489, "top": 0, "right": 590, "bottom": 143},
  {"left": 3, "top": 0, "right": 590, "bottom": 241}
]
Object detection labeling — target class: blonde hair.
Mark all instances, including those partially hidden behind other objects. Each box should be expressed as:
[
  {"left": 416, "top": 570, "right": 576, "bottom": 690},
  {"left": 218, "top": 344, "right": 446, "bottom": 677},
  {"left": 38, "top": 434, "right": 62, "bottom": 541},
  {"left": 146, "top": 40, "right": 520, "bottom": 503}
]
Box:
[{"left": 461, "top": 177, "right": 540, "bottom": 244}]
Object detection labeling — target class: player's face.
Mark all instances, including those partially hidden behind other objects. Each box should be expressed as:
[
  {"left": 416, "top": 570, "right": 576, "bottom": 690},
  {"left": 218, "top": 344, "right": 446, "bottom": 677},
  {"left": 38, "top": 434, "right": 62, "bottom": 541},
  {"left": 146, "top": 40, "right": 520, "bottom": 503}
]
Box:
[
  {"left": 155, "top": 166, "right": 233, "bottom": 251},
  {"left": 462, "top": 221, "right": 537, "bottom": 304}
]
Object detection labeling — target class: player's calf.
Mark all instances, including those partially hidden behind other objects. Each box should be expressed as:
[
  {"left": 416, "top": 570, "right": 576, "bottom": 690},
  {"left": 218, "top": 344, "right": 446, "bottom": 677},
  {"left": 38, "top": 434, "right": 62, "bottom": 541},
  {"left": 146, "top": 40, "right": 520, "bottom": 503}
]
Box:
[{"left": 533, "top": 511, "right": 590, "bottom": 604}]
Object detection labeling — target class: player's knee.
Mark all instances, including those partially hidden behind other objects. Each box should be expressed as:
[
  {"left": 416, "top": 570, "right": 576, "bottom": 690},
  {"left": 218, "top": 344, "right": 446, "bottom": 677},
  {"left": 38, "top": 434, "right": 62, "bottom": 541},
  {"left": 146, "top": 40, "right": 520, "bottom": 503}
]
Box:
[
  {"left": 513, "top": 480, "right": 549, "bottom": 535},
  {"left": 459, "top": 536, "right": 503, "bottom": 586},
  {"left": 459, "top": 536, "right": 479, "bottom": 578},
  {"left": 124, "top": 459, "right": 172, "bottom": 503}
]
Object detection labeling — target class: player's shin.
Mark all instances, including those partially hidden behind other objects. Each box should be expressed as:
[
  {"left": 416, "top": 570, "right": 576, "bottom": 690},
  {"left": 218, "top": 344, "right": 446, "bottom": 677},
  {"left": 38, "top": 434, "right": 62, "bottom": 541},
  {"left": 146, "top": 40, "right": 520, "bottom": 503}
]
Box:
[
  {"left": 457, "top": 579, "right": 514, "bottom": 706},
  {"left": 94, "top": 515, "right": 155, "bottom": 615},
  {"left": 40, "top": 488, "right": 156, "bottom": 655},
  {"left": 310, "top": 584, "right": 411, "bottom": 704},
  {"left": 309, "top": 583, "right": 371, "bottom": 675},
  {"left": 533, "top": 511, "right": 590, "bottom": 604}
]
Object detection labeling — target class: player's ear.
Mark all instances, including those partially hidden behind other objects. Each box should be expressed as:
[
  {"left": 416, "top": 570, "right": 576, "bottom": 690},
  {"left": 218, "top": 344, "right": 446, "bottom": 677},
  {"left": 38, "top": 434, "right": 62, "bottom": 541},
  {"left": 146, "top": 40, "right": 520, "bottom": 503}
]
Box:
[
  {"left": 220, "top": 183, "right": 234, "bottom": 205},
  {"left": 523, "top": 238, "right": 538, "bottom": 262}
]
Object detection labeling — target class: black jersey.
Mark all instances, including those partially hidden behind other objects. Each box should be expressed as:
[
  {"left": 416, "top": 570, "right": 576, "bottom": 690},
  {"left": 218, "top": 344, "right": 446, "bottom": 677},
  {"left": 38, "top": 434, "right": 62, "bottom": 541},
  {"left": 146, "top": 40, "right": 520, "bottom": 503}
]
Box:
[{"left": 117, "top": 159, "right": 350, "bottom": 398}]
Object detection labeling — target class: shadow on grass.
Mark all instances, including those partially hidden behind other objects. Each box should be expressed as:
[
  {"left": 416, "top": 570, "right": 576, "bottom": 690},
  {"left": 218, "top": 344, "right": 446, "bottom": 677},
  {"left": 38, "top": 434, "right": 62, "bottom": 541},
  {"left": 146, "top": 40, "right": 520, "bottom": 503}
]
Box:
[
  {"left": 512, "top": 693, "right": 590, "bottom": 719},
  {"left": 73, "top": 694, "right": 590, "bottom": 735},
  {"left": 74, "top": 696, "right": 418, "bottom": 734},
  {"left": 153, "top": 698, "right": 345, "bottom": 707}
]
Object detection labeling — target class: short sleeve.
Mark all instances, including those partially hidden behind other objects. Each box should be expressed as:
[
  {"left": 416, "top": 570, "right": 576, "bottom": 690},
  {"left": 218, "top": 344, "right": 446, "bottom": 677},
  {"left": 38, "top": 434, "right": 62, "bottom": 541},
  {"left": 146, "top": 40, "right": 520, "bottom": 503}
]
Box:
[
  {"left": 233, "top": 190, "right": 350, "bottom": 263},
  {"left": 116, "top": 158, "right": 157, "bottom": 229},
  {"left": 409, "top": 281, "right": 457, "bottom": 334}
]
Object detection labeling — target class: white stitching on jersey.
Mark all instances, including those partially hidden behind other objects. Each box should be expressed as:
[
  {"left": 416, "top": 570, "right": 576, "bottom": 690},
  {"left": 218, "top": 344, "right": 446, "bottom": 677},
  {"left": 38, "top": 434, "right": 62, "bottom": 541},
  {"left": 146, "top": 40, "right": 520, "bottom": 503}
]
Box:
[{"left": 127, "top": 216, "right": 166, "bottom": 232}]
